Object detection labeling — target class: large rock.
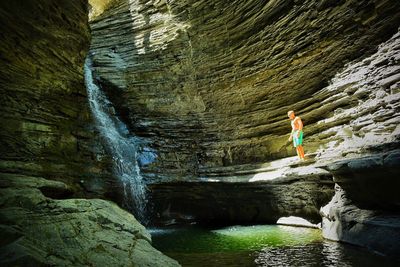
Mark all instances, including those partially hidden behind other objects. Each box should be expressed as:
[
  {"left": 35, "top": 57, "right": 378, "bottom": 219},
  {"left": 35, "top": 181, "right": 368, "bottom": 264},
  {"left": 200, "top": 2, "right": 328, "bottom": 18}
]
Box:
[
  {"left": 315, "top": 29, "right": 400, "bottom": 256},
  {"left": 149, "top": 158, "right": 334, "bottom": 225},
  {"left": 0, "top": 174, "right": 179, "bottom": 266},
  {"left": 322, "top": 150, "right": 400, "bottom": 210},
  {"left": 320, "top": 184, "right": 400, "bottom": 259}
]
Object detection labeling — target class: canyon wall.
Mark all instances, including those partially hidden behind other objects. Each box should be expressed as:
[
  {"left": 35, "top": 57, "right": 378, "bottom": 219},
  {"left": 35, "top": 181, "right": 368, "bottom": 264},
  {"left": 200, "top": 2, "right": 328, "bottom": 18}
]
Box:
[
  {"left": 90, "top": 0, "right": 400, "bottom": 182},
  {"left": 0, "top": 0, "right": 116, "bottom": 199},
  {"left": 0, "top": 1, "right": 179, "bottom": 265},
  {"left": 317, "top": 29, "right": 400, "bottom": 258},
  {"left": 1, "top": 0, "right": 397, "bottom": 262}
]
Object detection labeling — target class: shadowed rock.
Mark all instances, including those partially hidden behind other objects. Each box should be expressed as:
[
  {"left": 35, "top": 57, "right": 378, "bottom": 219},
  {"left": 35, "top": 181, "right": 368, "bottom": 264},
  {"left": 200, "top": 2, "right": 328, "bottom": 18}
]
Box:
[
  {"left": 0, "top": 174, "right": 179, "bottom": 266},
  {"left": 0, "top": 1, "right": 179, "bottom": 265},
  {"left": 0, "top": 0, "right": 116, "bottom": 199},
  {"left": 322, "top": 150, "right": 400, "bottom": 210},
  {"left": 320, "top": 184, "right": 400, "bottom": 259},
  {"left": 148, "top": 157, "right": 334, "bottom": 226}
]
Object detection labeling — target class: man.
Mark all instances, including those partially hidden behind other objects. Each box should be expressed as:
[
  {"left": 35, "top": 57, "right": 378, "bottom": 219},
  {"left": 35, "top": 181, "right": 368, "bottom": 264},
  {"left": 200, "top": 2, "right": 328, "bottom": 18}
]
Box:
[{"left": 288, "top": 110, "right": 305, "bottom": 161}]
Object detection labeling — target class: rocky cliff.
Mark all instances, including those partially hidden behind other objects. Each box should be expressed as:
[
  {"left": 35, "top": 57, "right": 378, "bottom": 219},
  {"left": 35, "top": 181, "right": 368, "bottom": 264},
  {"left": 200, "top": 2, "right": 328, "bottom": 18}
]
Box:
[
  {"left": 0, "top": 1, "right": 179, "bottom": 266},
  {"left": 0, "top": 0, "right": 115, "bottom": 199},
  {"left": 90, "top": 0, "right": 400, "bottom": 182},
  {"left": 315, "top": 30, "right": 400, "bottom": 258}
]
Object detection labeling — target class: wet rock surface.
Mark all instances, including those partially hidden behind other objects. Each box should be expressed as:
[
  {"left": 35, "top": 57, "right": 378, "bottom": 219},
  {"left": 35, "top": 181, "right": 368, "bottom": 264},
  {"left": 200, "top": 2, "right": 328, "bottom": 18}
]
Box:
[{"left": 0, "top": 174, "right": 180, "bottom": 267}]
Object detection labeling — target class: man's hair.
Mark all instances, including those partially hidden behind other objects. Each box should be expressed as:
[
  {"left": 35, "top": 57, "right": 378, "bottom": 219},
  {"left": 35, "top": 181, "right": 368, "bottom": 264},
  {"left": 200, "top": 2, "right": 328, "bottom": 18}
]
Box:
[{"left": 287, "top": 110, "right": 294, "bottom": 116}]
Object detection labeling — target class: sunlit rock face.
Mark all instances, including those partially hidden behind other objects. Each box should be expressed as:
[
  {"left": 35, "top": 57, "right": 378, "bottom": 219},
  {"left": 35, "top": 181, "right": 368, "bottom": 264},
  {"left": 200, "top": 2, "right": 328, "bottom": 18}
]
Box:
[
  {"left": 317, "top": 30, "right": 400, "bottom": 258},
  {"left": 90, "top": 0, "right": 400, "bottom": 182},
  {"left": 311, "top": 29, "right": 400, "bottom": 257},
  {"left": 0, "top": 0, "right": 116, "bottom": 198}
]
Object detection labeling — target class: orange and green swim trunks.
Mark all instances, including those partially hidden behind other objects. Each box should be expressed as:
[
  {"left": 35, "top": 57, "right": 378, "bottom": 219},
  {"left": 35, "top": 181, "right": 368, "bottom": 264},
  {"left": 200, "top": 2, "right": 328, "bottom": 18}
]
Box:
[{"left": 293, "top": 130, "right": 303, "bottom": 147}]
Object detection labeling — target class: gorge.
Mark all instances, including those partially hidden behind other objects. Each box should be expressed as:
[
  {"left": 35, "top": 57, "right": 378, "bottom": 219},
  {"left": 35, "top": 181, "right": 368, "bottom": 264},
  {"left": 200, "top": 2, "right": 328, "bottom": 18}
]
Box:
[{"left": 1, "top": 0, "right": 400, "bottom": 266}]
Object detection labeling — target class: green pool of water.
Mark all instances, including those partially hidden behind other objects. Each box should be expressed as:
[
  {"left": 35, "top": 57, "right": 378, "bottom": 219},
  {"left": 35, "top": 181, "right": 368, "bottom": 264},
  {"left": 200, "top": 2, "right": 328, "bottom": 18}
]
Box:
[{"left": 150, "top": 225, "right": 398, "bottom": 267}]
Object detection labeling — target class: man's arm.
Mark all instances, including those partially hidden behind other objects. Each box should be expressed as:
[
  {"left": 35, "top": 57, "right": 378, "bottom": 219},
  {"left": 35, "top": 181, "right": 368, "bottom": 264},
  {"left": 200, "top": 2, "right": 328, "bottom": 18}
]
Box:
[
  {"left": 288, "top": 126, "right": 294, "bottom": 141},
  {"left": 289, "top": 131, "right": 293, "bottom": 141}
]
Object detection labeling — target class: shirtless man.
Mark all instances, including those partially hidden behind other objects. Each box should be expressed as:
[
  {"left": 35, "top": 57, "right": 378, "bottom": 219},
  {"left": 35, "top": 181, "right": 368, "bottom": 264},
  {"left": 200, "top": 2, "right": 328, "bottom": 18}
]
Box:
[{"left": 288, "top": 110, "right": 305, "bottom": 160}]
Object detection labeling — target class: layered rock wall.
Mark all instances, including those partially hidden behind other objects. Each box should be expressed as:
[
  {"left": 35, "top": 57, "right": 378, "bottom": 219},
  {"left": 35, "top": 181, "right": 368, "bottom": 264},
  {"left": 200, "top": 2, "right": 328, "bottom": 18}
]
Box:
[
  {"left": 0, "top": 1, "right": 179, "bottom": 265},
  {"left": 89, "top": 1, "right": 400, "bottom": 255},
  {"left": 316, "top": 30, "right": 400, "bottom": 258},
  {"left": 149, "top": 166, "right": 334, "bottom": 225},
  {"left": 90, "top": 0, "right": 400, "bottom": 182},
  {"left": 0, "top": 0, "right": 115, "bottom": 198}
]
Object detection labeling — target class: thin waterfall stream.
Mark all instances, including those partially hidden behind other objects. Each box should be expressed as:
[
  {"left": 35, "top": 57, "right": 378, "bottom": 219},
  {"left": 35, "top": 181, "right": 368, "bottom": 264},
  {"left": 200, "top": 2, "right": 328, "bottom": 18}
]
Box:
[{"left": 84, "top": 56, "right": 147, "bottom": 223}]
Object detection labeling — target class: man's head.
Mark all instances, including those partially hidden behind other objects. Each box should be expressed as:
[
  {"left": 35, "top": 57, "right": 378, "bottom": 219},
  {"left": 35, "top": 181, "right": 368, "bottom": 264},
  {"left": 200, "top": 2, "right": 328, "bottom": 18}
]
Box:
[{"left": 287, "top": 110, "right": 295, "bottom": 120}]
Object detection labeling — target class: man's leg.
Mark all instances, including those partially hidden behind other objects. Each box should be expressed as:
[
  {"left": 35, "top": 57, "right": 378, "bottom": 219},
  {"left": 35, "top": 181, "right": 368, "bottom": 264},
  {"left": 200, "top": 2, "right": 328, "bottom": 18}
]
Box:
[
  {"left": 298, "top": 145, "right": 305, "bottom": 160},
  {"left": 296, "top": 146, "right": 302, "bottom": 160}
]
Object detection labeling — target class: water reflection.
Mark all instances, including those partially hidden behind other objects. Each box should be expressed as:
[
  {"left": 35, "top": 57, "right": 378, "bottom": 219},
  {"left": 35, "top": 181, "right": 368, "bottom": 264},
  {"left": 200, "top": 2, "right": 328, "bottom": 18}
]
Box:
[
  {"left": 322, "top": 241, "right": 346, "bottom": 267},
  {"left": 254, "top": 241, "right": 396, "bottom": 267}
]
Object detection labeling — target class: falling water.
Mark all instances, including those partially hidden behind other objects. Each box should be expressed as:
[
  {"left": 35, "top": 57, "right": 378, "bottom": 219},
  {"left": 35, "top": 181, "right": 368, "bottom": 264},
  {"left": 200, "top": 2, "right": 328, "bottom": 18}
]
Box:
[{"left": 84, "top": 56, "right": 147, "bottom": 223}]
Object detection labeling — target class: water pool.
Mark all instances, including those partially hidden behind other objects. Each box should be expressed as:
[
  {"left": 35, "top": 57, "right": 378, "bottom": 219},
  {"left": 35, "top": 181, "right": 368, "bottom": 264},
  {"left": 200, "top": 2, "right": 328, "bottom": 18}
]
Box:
[{"left": 150, "top": 225, "right": 397, "bottom": 267}]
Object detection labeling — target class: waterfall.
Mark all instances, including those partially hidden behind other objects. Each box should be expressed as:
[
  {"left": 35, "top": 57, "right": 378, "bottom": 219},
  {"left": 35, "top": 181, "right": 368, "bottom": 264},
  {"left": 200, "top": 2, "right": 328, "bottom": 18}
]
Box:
[{"left": 84, "top": 56, "right": 147, "bottom": 223}]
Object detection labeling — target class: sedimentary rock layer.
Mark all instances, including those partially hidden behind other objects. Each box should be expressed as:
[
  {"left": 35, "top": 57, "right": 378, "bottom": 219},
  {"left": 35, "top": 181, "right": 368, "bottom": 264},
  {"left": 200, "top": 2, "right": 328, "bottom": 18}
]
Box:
[
  {"left": 89, "top": 2, "right": 400, "bottom": 257},
  {"left": 322, "top": 151, "right": 400, "bottom": 210},
  {"left": 313, "top": 30, "right": 400, "bottom": 257},
  {"left": 90, "top": 0, "right": 400, "bottom": 182},
  {"left": 149, "top": 160, "right": 334, "bottom": 225},
  {"left": 320, "top": 184, "right": 400, "bottom": 259},
  {"left": 0, "top": 0, "right": 115, "bottom": 198}
]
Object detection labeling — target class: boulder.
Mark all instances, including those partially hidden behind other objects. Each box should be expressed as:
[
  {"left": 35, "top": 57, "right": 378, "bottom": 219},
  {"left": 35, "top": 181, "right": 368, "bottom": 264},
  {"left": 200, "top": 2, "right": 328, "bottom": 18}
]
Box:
[
  {"left": 0, "top": 174, "right": 180, "bottom": 266},
  {"left": 320, "top": 184, "right": 400, "bottom": 259}
]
